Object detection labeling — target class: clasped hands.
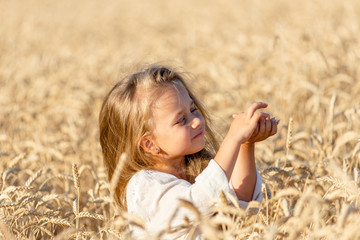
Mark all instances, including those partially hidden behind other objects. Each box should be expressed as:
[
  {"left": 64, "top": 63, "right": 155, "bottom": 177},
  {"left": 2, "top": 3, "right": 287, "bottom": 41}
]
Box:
[{"left": 230, "top": 102, "right": 278, "bottom": 144}]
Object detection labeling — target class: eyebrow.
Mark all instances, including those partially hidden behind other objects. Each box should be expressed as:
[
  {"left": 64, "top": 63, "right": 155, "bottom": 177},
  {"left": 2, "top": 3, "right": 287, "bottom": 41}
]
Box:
[{"left": 172, "top": 100, "right": 195, "bottom": 123}]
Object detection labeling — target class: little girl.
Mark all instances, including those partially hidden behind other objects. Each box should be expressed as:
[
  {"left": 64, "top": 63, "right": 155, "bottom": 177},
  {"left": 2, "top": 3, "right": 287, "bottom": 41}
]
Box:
[{"left": 99, "top": 65, "right": 277, "bottom": 239}]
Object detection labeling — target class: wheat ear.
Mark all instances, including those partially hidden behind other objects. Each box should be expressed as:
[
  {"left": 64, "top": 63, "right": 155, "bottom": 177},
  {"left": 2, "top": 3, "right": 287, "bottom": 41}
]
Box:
[
  {"left": 25, "top": 169, "right": 43, "bottom": 187},
  {"left": 285, "top": 117, "right": 293, "bottom": 165},
  {"left": 327, "top": 92, "right": 336, "bottom": 146},
  {"left": 72, "top": 163, "right": 80, "bottom": 232},
  {"left": 110, "top": 153, "right": 127, "bottom": 200}
]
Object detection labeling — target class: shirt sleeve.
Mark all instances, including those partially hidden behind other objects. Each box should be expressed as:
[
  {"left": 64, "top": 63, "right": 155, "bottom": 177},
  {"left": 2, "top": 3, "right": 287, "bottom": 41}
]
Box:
[
  {"left": 126, "top": 159, "right": 263, "bottom": 237},
  {"left": 228, "top": 169, "right": 264, "bottom": 208},
  {"left": 127, "top": 160, "right": 232, "bottom": 219}
]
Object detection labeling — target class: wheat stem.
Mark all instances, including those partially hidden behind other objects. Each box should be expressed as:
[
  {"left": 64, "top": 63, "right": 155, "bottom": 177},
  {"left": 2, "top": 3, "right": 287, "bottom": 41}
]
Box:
[
  {"left": 285, "top": 117, "right": 293, "bottom": 165},
  {"left": 110, "top": 153, "right": 127, "bottom": 201},
  {"left": 72, "top": 163, "right": 80, "bottom": 233}
]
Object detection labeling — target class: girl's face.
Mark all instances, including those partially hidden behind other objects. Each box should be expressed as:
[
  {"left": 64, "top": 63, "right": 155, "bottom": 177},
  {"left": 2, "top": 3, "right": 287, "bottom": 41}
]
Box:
[{"left": 151, "top": 83, "right": 205, "bottom": 165}]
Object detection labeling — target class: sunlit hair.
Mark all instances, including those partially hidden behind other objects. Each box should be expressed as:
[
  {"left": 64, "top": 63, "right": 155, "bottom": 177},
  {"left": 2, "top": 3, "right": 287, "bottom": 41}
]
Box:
[{"left": 99, "top": 65, "right": 219, "bottom": 210}]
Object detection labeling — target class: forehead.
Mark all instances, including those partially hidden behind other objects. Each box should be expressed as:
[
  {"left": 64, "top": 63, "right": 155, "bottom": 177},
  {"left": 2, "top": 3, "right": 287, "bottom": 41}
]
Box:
[{"left": 153, "top": 83, "right": 191, "bottom": 112}]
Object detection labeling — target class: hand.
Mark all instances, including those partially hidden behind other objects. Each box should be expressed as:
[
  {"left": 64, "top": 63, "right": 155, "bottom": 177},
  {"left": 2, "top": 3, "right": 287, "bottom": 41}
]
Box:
[
  {"left": 227, "top": 102, "right": 270, "bottom": 144},
  {"left": 244, "top": 116, "right": 278, "bottom": 143}
]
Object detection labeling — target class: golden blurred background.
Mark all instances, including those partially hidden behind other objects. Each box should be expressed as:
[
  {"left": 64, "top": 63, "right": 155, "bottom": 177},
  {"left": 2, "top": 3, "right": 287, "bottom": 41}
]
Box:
[{"left": 1, "top": 0, "right": 360, "bottom": 238}]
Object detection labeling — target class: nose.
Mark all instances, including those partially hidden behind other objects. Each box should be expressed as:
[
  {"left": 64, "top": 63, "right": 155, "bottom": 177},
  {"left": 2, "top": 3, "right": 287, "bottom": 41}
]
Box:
[{"left": 191, "top": 115, "right": 202, "bottom": 129}]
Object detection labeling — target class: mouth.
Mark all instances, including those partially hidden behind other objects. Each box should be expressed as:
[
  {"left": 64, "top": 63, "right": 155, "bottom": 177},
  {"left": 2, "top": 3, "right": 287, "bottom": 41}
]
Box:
[{"left": 193, "top": 130, "right": 204, "bottom": 139}]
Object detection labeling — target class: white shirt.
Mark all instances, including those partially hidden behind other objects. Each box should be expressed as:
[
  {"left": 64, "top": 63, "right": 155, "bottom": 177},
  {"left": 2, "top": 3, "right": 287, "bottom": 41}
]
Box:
[{"left": 126, "top": 159, "right": 263, "bottom": 239}]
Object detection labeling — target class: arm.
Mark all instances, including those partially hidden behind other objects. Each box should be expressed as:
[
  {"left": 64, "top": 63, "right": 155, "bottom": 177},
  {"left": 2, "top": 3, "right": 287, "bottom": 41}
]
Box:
[
  {"left": 213, "top": 102, "right": 268, "bottom": 180},
  {"left": 231, "top": 117, "right": 277, "bottom": 201},
  {"left": 231, "top": 143, "right": 256, "bottom": 201},
  {"left": 126, "top": 160, "right": 240, "bottom": 228}
]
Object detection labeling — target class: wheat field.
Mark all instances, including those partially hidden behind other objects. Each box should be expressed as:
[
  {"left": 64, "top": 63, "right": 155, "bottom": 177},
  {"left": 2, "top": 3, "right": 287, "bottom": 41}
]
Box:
[{"left": 1, "top": 0, "right": 360, "bottom": 239}]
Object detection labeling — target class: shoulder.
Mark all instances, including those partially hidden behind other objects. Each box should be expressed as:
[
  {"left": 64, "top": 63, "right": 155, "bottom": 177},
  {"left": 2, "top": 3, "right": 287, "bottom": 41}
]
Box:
[
  {"left": 126, "top": 170, "right": 190, "bottom": 220},
  {"left": 126, "top": 170, "right": 190, "bottom": 199},
  {"left": 126, "top": 170, "right": 151, "bottom": 195},
  {"left": 195, "top": 159, "right": 226, "bottom": 182},
  {"left": 127, "top": 169, "right": 179, "bottom": 188}
]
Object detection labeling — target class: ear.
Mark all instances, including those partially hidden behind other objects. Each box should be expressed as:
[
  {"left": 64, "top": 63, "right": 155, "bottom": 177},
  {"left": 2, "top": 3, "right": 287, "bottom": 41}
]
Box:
[{"left": 139, "top": 136, "right": 159, "bottom": 155}]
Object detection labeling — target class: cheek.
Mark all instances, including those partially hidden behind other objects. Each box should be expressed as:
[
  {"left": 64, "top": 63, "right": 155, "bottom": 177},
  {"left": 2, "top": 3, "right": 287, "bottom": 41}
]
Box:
[
  {"left": 156, "top": 128, "right": 185, "bottom": 145},
  {"left": 168, "top": 129, "right": 190, "bottom": 147}
]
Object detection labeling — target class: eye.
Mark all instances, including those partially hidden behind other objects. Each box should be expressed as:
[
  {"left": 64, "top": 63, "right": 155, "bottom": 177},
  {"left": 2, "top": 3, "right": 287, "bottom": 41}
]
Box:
[
  {"left": 191, "top": 106, "right": 198, "bottom": 113},
  {"left": 176, "top": 116, "right": 186, "bottom": 125}
]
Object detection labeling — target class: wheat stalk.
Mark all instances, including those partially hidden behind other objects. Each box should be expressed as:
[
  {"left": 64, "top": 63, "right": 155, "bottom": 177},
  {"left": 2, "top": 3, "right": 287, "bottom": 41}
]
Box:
[
  {"left": 3, "top": 185, "right": 34, "bottom": 194},
  {"left": 245, "top": 201, "right": 261, "bottom": 216},
  {"left": 280, "top": 198, "right": 290, "bottom": 217},
  {"left": 8, "top": 153, "right": 25, "bottom": 168},
  {"left": 72, "top": 163, "right": 80, "bottom": 190},
  {"left": 38, "top": 174, "right": 74, "bottom": 190},
  {"left": 178, "top": 199, "right": 201, "bottom": 222},
  {"left": 218, "top": 191, "right": 228, "bottom": 205},
  {"left": 273, "top": 188, "right": 301, "bottom": 199},
  {"left": 13, "top": 206, "right": 27, "bottom": 217},
  {"left": 1, "top": 0, "right": 360, "bottom": 239},
  {"left": 327, "top": 92, "right": 337, "bottom": 148},
  {"left": 1, "top": 168, "right": 21, "bottom": 191},
  {"left": 53, "top": 227, "right": 77, "bottom": 240},
  {"left": 337, "top": 203, "right": 358, "bottom": 228},
  {"left": 0, "top": 195, "right": 38, "bottom": 208},
  {"left": 25, "top": 169, "right": 43, "bottom": 187},
  {"left": 21, "top": 209, "right": 43, "bottom": 217},
  {"left": 105, "top": 228, "right": 123, "bottom": 239},
  {"left": 353, "top": 168, "right": 360, "bottom": 185},
  {"left": 262, "top": 183, "right": 269, "bottom": 225},
  {"left": 285, "top": 117, "right": 293, "bottom": 164},
  {"left": 38, "top": 226, "right": 54, "bottom": 238},
  {"left": 211, "top": 205, "right": 245, "bottom": 217},
  {"left": 110, "top": 153, "right": 127, "bottom": 200},
  {"left": 72, "top": 163, "right": 80, "bottom": 232},
  {"left": 69, "top": 231, "right": 94, "bottom": 240},
  {"left": 74, "top": 211, "right": 105, "bottom": 221},
  {"left": 44, "top": 218, "right": 72, "bottom": 227},
  {"left": 121, "top": 212, "right": 145, "bottom": 229}
]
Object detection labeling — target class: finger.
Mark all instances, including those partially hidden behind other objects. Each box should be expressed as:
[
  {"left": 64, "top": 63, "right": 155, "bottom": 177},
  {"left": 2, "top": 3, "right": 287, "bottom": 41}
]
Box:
[
  {"left": 265, "top": 117, "right": 272, "bottom": 136},
  {"left": 261, "top": 112, "right": 270, "bottom": 120},
  {"left": 270, "top": 118, "right": 278, "bottom": 136},
  {"left": 246, "top": 102, "right": 268, "bottom": 119},
  {"left": 258, "top": 117, "right": 266, "bottom": 135},
  {"left": 252, "top": 111, "right": 270, "bottom": 123},
  {"left": 252, "top": 122, "right": 260, "bottom": 136},
  {"left": 232, "top": 113, "right": 239, "bottom": 118}
]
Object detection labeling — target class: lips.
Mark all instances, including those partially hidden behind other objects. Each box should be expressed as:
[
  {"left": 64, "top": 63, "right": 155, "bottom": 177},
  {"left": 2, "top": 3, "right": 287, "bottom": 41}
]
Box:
[{"left": 193, "top": 130, "right": 204, "bottom": 139}]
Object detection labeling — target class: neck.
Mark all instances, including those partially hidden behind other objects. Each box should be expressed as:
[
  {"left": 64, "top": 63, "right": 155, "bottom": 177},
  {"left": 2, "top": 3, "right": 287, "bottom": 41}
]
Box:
[{"left": 154, "top": 156, "right": 187, "bottom": 180}]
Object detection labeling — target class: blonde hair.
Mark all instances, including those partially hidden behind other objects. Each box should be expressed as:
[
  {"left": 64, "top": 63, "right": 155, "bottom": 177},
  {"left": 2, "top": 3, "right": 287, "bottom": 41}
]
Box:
[{"left": 99, "top": 65, "right": 219, "bottom": 210}]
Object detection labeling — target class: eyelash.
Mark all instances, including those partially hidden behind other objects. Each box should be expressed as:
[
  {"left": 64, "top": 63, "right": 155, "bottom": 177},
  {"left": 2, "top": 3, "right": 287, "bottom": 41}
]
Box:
[{"left": 177, "top": 107, "right": 198, "bottom": 125}]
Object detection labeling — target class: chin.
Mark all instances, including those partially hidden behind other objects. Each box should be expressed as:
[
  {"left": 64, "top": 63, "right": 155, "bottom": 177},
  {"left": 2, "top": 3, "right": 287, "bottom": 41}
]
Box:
[{"left": 192, "top": 146, "right": 206, "bottom": 155}]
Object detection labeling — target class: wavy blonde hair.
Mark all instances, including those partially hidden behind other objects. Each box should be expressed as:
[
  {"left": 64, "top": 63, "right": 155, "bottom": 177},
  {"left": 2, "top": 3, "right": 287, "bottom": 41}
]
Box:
[{"left": 99, "top": 65, "right": 219, "bottom": 210}]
